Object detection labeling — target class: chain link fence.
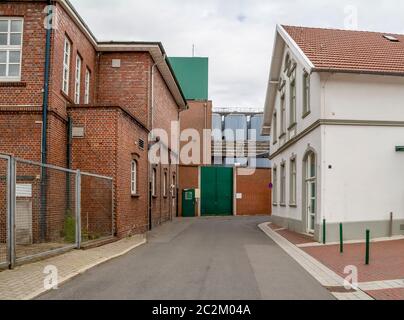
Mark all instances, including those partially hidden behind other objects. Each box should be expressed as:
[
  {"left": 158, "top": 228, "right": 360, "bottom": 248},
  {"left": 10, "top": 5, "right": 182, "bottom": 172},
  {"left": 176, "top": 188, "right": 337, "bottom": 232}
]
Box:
[{"left": 0, "top": 154, "right": 114, "bottom": 269}]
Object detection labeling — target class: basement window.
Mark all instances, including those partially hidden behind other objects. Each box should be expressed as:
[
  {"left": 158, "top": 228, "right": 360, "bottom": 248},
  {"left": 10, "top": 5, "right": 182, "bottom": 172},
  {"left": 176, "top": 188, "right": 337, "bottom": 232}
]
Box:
[{"left": 383, "top": 35, "right": 399, "bottom": 42}]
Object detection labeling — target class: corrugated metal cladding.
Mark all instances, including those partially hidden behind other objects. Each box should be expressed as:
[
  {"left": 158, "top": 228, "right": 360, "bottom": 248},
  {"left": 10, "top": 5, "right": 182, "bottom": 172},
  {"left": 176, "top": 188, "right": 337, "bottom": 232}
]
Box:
[
  {"left": 168, "top": 57, "right": 209, "bottom": 100},
  {"left": 249, "top": 115, "right": 270, "bottom": 142},
  {"left": 212, "top": 113, "right": 223, "bottom": 141},
  {"left": 224, "top": 115, "right": 248, "bottom": 141}
]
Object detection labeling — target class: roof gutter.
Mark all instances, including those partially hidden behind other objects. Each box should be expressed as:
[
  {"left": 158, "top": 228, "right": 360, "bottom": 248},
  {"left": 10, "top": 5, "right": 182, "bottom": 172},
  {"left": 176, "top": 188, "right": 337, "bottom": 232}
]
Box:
[{"left": 313, "top": 67, "right": 404, "bottom": 77}]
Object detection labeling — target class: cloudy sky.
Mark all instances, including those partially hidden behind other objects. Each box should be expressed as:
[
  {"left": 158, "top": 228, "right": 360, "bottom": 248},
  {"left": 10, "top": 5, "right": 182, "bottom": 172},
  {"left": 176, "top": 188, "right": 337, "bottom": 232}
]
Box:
[{"left": 70, "top": 0, "right": 404, "bottom": 110}]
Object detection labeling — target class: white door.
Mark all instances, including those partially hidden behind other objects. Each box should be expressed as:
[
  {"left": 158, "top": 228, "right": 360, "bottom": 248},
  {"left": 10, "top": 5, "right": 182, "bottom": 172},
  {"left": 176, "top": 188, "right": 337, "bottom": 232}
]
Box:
[{"left": 306, "top": 153, "right": 316, "bottom": 234}]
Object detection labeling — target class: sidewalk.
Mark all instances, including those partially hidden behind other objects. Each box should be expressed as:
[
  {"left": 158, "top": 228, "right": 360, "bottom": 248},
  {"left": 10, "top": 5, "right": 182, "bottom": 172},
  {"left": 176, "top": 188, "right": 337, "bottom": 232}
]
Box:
[
  {"left": 0, "top": 235, "right": 146, "bottom": 300},
  {"left": 261, "top": 223, "right": 404, "bottom": 300}
]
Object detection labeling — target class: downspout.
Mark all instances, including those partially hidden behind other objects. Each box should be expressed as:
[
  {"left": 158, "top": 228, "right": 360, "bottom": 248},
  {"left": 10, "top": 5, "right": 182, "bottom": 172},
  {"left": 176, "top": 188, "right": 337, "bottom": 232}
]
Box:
[{"left": 40, "top": 1, "right": 53, "bottom": 241}]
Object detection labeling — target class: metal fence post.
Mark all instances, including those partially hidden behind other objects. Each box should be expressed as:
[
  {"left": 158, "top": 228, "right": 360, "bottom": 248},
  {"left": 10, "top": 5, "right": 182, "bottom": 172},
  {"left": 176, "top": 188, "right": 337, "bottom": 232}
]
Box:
[
  {"left": 7, "top": 157, "right": 16, "bottom": 269},
  {"left": 75, "top": 170, "right": 81, "bottom": 249}
]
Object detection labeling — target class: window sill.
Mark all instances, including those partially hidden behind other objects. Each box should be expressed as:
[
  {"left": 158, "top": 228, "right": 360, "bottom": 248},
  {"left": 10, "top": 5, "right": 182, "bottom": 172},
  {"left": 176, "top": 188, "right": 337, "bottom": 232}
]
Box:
[
  {"left": 0, "top": 81, "right": 26, "bottom": 87},
  {"left": 302, "top": 111, "right": 311, "bottom": 119},
  {"left": 131, "top": 194, "right": 140, "bottom": 198},
  {"left": 60, "top": 90, "right": 74, "bottom": 104},
  {"left": 288, "top": 123, "right": 297, "bottom": 131},
  {"left": 280, "top": 204, "right": 287, "bottom": 207},
  {"left": 152, "top": 195, "right": 158, "bottom": 199},
  {"left": 279, "top": 133, "right": 286, "bottom": 139},
  {"left": 289, "top": 204, "right": 297, "bottom": 208},
  {"left": 272, "top": 203, "right": 278, "bottom": 207}
]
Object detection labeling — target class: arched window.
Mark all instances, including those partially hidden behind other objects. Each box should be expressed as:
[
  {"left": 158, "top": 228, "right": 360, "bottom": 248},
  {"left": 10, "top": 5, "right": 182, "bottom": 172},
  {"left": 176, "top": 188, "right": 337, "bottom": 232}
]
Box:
[
  {"left": 131, "top": 160, "right": 137, "bottom": 195},
  {"left": 304, "top": 151, "right": 317, "bottom": 234}
]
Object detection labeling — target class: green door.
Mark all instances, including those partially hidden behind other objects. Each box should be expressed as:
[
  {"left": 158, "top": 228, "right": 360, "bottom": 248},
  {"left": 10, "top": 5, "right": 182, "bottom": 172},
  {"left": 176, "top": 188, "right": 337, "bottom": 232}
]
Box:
[
  {"left": 201, "top": 167, "right": 233, "bottom": 216},
  {"left": 182, "top": 189, "right": 196, "bottom": 217}
]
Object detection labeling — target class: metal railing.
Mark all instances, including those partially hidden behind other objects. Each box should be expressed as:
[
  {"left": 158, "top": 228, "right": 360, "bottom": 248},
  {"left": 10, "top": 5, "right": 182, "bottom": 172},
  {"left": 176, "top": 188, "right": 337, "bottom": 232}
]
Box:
[{"left": 0, "top": 154, "right": 114, "bottom": 269}]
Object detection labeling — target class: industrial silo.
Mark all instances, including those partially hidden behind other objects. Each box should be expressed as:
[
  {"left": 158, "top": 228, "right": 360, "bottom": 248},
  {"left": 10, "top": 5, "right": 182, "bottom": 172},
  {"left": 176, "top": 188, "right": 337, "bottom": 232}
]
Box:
[
  {"left": 212, "top": 113, "right": 223, "bottom": 142},
  {"left": 224, "top": 114, "right": 247, "bottom": 142},
  {"left": 249, "top": 114, "right": 270, "bottom": 142}
]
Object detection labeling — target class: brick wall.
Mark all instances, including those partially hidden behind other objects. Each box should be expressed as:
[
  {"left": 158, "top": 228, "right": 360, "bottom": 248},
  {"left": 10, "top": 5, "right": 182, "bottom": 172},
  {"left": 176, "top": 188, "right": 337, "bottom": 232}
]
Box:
[
  {"left": 96, "top": 52, "right": 150, "bottom": 128},
  {"left": 236, "top": 168, "right": 272, "bottom": 216}
]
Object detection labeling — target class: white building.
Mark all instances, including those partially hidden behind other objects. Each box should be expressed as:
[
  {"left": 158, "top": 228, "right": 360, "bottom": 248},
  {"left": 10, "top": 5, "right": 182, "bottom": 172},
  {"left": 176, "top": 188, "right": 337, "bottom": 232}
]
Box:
[{"left": 262, "top": 25, "right": 404, "bottom": 242}]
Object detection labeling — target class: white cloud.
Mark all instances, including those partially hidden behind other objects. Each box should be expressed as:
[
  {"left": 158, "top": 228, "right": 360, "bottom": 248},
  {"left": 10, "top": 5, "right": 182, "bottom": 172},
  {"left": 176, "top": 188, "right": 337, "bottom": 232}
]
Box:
[{"left": 70, "top": 0, "right": 404, "bottom": 109}]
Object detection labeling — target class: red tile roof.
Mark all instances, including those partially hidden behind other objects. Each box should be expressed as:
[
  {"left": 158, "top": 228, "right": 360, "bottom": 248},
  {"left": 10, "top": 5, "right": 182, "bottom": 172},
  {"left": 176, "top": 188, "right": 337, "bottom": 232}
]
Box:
[{"left": 282, "top": 25, "right": 404, "bottom": 75}]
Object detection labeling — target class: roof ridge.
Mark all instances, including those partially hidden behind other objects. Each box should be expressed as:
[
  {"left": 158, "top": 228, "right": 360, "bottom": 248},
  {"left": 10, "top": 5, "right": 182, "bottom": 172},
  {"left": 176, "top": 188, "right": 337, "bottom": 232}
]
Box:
[{"left": 281, "top": 24, "right": 404, "bottom": 37}]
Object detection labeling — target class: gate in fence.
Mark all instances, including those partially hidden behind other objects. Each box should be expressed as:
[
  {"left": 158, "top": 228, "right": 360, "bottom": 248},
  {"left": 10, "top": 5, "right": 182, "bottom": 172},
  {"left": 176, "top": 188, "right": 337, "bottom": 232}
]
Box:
[{"left": 0, "top": 154, "right": 114, "bottom": 269}]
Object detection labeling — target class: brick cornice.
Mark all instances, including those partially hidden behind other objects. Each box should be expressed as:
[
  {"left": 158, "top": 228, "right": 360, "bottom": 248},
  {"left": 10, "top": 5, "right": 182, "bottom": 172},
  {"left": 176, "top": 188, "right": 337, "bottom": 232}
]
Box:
[{"left": 67, "top": 104, "right": 150, "bottom": 133}]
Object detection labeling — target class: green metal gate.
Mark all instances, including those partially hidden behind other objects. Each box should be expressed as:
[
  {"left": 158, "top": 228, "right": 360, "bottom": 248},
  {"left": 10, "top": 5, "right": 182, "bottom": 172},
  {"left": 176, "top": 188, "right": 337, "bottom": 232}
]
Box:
[{"left": 201, "top": 167, "right": 233, "bottom": 216}]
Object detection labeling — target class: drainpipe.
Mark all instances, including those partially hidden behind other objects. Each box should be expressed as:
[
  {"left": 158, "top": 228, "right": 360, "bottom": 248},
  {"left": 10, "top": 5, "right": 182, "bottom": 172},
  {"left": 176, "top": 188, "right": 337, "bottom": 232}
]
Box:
[{"left": 40, "top": 1, "right": 53, "bottom": 241}]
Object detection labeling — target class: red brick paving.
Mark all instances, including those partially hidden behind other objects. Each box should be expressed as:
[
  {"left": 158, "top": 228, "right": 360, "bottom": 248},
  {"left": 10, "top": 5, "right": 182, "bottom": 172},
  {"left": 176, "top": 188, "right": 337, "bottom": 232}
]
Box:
[
  {"left": 366, "top": 288, "right": 404, "bottom": 300},
  {"left": 276, "top": 229, "right": 316, "bottom": 245},
  {"left": 302, "top": 240, "right": 404, "bottom": 283}
]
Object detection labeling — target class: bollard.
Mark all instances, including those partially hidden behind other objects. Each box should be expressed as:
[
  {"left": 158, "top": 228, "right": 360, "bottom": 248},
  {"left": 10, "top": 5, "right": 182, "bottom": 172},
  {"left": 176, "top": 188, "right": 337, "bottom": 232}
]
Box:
[
  {"left": 323, "top": 219, "right": 326, "bottom": 245},
  {"left": 365, "top": 230, "right": 370, "bottom": 265},
  {"left": 339, "top": 223, "right": 344, "bottom": 254}
]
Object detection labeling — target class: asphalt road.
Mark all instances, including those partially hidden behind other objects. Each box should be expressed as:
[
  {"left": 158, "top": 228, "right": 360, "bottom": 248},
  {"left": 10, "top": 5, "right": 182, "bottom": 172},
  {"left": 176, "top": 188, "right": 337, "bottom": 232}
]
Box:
[{"left": 39, "top": 217, "right": 333, "bottom": 300}]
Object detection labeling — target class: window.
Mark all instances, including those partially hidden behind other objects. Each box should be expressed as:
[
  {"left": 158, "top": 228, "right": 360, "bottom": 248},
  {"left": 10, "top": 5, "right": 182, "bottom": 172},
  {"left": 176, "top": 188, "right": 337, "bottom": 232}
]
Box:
[
  {"left": 280, "top": 163, "right": 286, "bottom": 205},
  {"left": 284, "top": 53, "right": 291, "bottom": 72},
  {"left": 171, "top": 174, "right": 176, "bottom": 198},
  {"left": 280, "top": 94, "right": 286, "bottom": 135},
  {"left": 290, "top": 158, "right": 297, "bottom": 205},
  {"left": 289, "top": 77, "right": 296, "bottom": 127},
  {"left": 272, "top": 112, "right": 277, "bottom": 143},
  {"left": 152, "top": 168, "right": 157, "bottom": 197},
  {"left": 0, "top": 18, "right": 23, "bottom": 81},
  {"left": 84, "top": 68, "right": 90, "bottom": 104},
  {"left": 303, "top": 71, "right": 310, "bottom": 116},
  {"left": 131, "top": 160, "right": 137, "bottom": 195},
  {"left": 272, "top": 167, "right": 278, "bottom": 205},
  {"left": 163, "top": 172, "right": 168, "bottom": 197},
  {"left": 74, "top": 55, "right": 82, "bottom": 104},
  {"left": 62, "top": 38, "right": 71, "bottom": 94}
]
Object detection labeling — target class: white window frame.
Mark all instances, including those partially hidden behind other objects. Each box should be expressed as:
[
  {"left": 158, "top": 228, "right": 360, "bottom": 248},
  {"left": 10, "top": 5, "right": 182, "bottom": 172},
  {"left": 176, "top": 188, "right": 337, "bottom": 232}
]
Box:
[
  {"left": 272, "top": 166, "right": 278, "bottom": 205},
  {"left": 303, "top": 71, "right": 311, "bottom": 116},
  {"left": 171, "top": 174, "right": 176, "bottom": 198},
  {"left": 280, "top": 163, "right": 286, "bottom": 205},
  {"left": 0, "top": 18, "right": 23, "bottom": 82},
  {"left": 289, "top": 72, "right": 297, "bottom": 128},
  {"left": 280, "top": 93, "right": 286, "bottom": 136},
  {"left": 131, "top": 160, "right": 137, "bottom": 195},
  {"left": 84, "top": 68, "right": 90, "bottom": 104},
  {"left": 74, "top": 55, "right": 82, "bottom": 104},
  {"left": 152, "top": 168, "right": 157, "bottom": 197},
  {"left": 272, "top": 112, "right": 278, "bottom": 144},
  {"left": 290, "top": 157, "right": 297, "bottom": 206},
  {"left": 62, "top": 38, "right": 71, "bottom": 94}
]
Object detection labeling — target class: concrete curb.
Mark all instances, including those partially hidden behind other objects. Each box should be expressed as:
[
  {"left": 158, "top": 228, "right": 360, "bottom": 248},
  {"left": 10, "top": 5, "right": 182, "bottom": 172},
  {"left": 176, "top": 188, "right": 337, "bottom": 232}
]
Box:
[
  {"left": 25, "top": 238, "right": 147, "bottom": 300},
  {"left": 259, "top": 222, "right": 374, "bottom": 301}
]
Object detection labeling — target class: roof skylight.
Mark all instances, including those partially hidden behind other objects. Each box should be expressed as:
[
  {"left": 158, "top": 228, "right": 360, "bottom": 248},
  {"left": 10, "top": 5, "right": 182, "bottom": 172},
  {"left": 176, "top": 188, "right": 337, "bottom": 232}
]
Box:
[{"left": 383, "top": 35, "right": 399, "bottom": 42}]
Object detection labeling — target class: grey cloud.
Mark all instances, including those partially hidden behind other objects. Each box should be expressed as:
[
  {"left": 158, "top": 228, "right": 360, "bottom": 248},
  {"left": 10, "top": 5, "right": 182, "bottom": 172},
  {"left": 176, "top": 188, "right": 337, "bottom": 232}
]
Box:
[{"left": 70, "top": 0, "right": 404, "bottom": 109}]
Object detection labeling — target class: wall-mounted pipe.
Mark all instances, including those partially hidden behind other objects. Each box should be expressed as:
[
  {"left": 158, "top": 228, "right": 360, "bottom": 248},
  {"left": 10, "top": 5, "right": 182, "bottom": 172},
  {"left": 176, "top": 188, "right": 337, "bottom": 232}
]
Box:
[{"left": 40, "top": 1, "right": 53, "bottom": 241}]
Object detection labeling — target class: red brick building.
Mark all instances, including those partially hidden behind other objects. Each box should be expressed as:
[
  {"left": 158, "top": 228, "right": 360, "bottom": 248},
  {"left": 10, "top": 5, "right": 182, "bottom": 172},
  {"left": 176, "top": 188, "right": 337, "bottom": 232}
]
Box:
[{"left": 0, "top": 0, "right": 187, "bottom": 238}]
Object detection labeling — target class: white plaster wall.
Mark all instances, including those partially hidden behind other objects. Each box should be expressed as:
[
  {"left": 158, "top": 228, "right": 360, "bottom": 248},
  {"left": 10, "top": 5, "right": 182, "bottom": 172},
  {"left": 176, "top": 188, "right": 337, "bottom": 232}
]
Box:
[
  {"left": 271, "top": 47, "right": 322, "bottom": 155},
  {"left": 322, "top": 73, "right": 404, "bottom": 121},
  {"left": 272, "top": 127, "right": 322, "bottom": 226},
  {"left": 322, "top": 125, "right": 404, "bottom": 223}
]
